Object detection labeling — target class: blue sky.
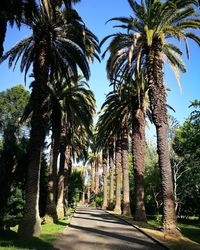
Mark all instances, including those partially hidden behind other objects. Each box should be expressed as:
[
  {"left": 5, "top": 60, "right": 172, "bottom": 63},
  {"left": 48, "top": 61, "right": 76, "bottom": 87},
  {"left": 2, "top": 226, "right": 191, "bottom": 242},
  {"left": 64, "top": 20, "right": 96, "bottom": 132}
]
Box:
[{"left": 0, "top": 0, "right": 199, "bottom": 128}]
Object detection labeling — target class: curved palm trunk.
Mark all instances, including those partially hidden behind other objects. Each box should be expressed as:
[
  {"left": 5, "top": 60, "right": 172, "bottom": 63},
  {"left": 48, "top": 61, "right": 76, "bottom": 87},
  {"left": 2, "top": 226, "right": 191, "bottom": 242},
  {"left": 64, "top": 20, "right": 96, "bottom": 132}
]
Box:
[
  {"left": 114, "top": 135, "right": 122, "bottom": 214},
  {"left": 0, "top": 16, "right": 7, "bottom": 58},
  {"left": 107, "top": 143, "right": 114, "bottom": 210},
  {"left": 102, "top": 149, "right": 108, "bottom": 209},
  {"left": 132, "top": 108, "right": 147, "bottom": 222},
  {"left": 45, "top": 103, "right": 61, "bottom": 223},
  {"left": 122, "top": 119, "right": 131, "bottom": 216},
  {"left": 147, "top": 40, "right": 178, "bottom": 234},
  {"left": 94, "top": 158, "right": 99, "bottom": 195},
  {"left": 18, "top": 47, "right": 49, "bottom": 237}
]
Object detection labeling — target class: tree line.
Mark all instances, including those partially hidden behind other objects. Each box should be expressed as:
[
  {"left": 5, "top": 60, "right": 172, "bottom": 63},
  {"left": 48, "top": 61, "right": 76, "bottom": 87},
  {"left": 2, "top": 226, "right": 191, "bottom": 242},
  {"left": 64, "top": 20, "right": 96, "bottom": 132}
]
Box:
[{"left": 0, "top": 0, "right": 200, "bottom": 238}]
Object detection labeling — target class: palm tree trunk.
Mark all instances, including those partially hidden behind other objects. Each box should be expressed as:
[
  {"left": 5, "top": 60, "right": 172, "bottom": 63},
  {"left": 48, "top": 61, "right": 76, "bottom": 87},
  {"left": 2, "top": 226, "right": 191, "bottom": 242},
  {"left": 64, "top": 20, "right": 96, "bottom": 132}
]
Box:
[
  {"left": 122, "top": 119, "right": 131, "bottom": 216},
  {"left": 45, "top": 101, "right": 61, "bottom": 223},
  {"left": 132, "top": 108, "right": 147, "bottom": 221},
  {"left": 102, "top": 149, "right": 108, "bottom": 209},
  {"left": 57, "top": 122, "right": 66, "bottom": 219},
  {"left": 107, "top": 143, "right": 114, "bottom": 210},
  {"left": 147, "top": 41, "right": 178, "bottom": 234},
  {"left": 0, "top": 15, "right": 7, "bottom": 58},
  {"left": 18, "top": 84, "right": 49, "bottom": 237},
  {"left": 90, "top": 162, "right": 95, "bottom": 194},
  {"left": 45, "top": 135, "right": 59, "bottom": 223},
  {"left": 114, "top": 135, "right": 122, "bottom": 214},
  {"left": 18, "top": 47, "right": 49, "bottom": 237},
  {"left": 63, "top": 143, "right": 71, "bottom": 216},
  {"left": 94, "top": 158, "right": 99, "bottom": 195}
]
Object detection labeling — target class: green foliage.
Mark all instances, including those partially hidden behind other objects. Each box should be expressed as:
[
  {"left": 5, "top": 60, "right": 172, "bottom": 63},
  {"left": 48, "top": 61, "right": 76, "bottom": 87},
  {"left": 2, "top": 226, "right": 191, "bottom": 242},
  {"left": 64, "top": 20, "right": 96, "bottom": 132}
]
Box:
[
  {"left": 144, "top": 143, "right": 162, "bottom": 218},
  {"left": 0, "top": 85, "right": 30, "bottom": 132},
  {"left": 1, "top": 186, "right": 25, "bottom": 229},
  {"left": 89, "top": 191, "right": 103, "bottom": 208},
  {"left": 0, "top": 85, "right": 30, "bottom": 229},
  {"left": 173, "top": 101, "right": 200, "bottom": 218},
  {"left": 68, "top": 170, "right": 84, "bottom": 207}
]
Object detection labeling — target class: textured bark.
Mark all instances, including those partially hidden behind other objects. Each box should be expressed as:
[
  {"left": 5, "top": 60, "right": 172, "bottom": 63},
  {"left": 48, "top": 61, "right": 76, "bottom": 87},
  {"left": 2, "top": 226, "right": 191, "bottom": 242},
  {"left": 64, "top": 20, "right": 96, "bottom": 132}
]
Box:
[
  {"left": 18, "top": 47, "right": 49, "bottom": 237},
  {"left": 94, "top": 158, "right": 99, "bottom": 195},
  {"left": 147, "top": 39, "right": 178, "bottom": 234},
  {"left": 90, "top": 162, "right": 95, "bottom": 194},
  {"left": 56, "top": 122, "right": 66, "bottom": 219},
  {"left": 45, "top": 102, "right": 61, "bottom": 223},
  {"left": 114, "top": 136, "right": 122, "bottom": 214},
  {"left": 63, "top": 143, "right": 71, "bottom": 216},
  {"left": 132, "top": 108, "right": 147, "bottom": 221},
  {"left": 0, "top": 15, "right": 7, "bottom": 58},
  {"left": 107, "top": 143, "right": 114, "bottom": 210},
  {"left": 122, "top": 119, "right": 131, "bottom": 216},
  {"left": 102, "top": 149, "right": 108, "bottom": 209}
]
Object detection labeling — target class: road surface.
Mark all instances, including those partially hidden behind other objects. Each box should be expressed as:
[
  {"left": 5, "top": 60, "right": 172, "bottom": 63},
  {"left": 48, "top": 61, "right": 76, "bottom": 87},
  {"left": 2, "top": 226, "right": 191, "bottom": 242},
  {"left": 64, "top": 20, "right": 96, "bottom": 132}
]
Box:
[{"left": 53, "top": 206, "right": 167, "bottom": 250}]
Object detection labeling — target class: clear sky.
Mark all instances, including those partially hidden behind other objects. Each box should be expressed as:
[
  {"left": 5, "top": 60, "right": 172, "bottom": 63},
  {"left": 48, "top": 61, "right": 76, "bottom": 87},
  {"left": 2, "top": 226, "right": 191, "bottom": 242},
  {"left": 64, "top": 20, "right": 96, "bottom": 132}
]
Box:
[{"left": 0, "top": 0, "right": 199, "bottom": 128}]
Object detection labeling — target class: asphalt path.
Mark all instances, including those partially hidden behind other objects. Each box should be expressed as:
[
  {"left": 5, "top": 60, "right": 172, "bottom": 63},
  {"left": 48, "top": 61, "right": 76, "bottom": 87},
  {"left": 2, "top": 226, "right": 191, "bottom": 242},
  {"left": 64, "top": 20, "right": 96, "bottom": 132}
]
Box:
[{"left": 53, "top": 206, "right": 167, "bottom": 250}]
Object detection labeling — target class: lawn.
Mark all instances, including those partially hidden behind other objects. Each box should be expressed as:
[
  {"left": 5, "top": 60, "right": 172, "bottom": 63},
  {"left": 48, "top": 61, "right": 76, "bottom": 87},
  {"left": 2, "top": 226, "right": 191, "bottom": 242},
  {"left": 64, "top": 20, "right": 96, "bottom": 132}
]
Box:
[
  {"left": 0, "top": 220, "right": 68, "bottom": 250},
  {"left": 148, "top": 219, "right": 200, "bottom": 245}
]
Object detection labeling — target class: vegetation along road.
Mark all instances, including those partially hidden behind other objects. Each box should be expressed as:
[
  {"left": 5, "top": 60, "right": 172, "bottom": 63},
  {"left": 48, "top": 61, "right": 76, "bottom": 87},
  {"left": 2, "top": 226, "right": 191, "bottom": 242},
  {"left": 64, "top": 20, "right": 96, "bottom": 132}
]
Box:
[{"left": 53, "top": 206, "right": 167, "bottom": 250}]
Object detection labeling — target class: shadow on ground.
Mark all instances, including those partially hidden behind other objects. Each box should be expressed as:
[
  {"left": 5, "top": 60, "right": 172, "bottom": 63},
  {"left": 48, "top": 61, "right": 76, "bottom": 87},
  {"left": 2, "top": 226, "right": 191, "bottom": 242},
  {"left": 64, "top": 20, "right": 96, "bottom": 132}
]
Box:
[{"left": 0, "top": 230, "right": 52, "bottom": 250}]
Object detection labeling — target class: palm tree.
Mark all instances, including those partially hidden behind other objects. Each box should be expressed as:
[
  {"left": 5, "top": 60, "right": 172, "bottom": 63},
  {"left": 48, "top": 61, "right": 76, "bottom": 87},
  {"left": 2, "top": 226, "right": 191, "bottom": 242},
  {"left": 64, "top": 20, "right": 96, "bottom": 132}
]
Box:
[
  {"left": 0, "top": 3, "right": 99, "bottom": 236},
  {"left": 0, "top": 0, "right": 37, "bottom": 57},
  {"left": 101, "top": 0, "right": 200, "bottom": 233},
  {"left": 50, "top": 76, "right": 95, "bottom": 218},
  {"left": 96, "top": 88, "right": 131, "bottom": 215}
]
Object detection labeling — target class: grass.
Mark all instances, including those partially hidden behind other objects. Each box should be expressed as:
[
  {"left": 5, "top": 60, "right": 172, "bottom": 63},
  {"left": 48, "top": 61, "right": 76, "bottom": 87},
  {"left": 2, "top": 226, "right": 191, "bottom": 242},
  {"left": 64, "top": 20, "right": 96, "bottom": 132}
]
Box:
[
  {"left": 148, "top": 219, "right": 200, "bottom": 244},
  {"left": 0, "top": 219, "right": 69, "bottom": 250},
  {"left": 108, "top": 211, "right": 200, "bottom": 250}
]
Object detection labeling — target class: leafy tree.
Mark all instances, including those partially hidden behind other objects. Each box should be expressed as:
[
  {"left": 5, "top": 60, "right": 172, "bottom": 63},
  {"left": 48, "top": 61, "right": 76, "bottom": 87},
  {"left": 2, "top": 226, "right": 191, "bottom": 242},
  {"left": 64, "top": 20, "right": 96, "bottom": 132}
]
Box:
[
  {"left": 68, "top": 170, "right": 84, "bottom": 207},
  {"left": 173, "top": 101, "right": 200, "bottom": 218},
  {"left": 0, "top": 85, "right": 30, "bottom": 230}
]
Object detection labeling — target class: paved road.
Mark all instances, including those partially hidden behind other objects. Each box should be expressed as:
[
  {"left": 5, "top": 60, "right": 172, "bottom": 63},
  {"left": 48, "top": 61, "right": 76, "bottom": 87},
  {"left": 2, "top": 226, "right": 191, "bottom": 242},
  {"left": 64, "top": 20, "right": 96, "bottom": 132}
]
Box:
[{"left": 53, "top": 206, "right": 166, "bottom": 250}]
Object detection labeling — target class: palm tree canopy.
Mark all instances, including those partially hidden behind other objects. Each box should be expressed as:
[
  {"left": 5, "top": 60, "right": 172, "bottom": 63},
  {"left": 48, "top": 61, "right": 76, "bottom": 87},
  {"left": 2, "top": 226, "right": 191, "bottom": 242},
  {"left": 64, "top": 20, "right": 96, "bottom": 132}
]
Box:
[
  {"left": 0, "top": 4, "right": 100, "bottom": 82},
  {"left": 0, "top": 0, "right": 38, "bottom": 27},
  {"left": 101, "top": 0, "right": 200, "bottom": 88},
  {"left": 49, "top": 75, "right": 96, "bottom": 162}
]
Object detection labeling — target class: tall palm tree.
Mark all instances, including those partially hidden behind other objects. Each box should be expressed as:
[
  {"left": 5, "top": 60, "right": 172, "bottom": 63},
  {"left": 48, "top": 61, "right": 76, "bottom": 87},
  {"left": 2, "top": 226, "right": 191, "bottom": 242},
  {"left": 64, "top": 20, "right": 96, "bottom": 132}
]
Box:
[
  {"left": 101, "top": 0, "right": 200, "bottom": 233},
  {"left": 0, "top": 3, "right": 99, "bottom": 236},
  {"left": 48, "top": 76, "right": 95, "bottom": 218},
  {"left": 0, "top": 0, "right": 37, "bottom": 57},
  {"left": 96, "top": 88, "right": 131, "bottom": 215}
]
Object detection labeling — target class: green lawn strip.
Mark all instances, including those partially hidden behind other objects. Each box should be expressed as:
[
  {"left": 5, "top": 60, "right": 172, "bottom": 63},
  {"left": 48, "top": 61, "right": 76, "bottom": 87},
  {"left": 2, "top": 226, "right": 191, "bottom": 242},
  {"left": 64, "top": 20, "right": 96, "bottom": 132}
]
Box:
[
  {"left": 106, "top": 211, "right": 200, "bottom": 250},
  {"left": 148, "top": 220, "right": 200, "bottom": 244},
  {"left": 0, "top": 219, "right": 69, "bottom": 250}
]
